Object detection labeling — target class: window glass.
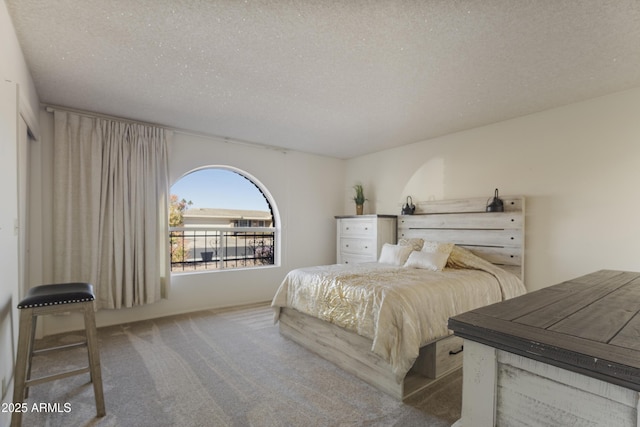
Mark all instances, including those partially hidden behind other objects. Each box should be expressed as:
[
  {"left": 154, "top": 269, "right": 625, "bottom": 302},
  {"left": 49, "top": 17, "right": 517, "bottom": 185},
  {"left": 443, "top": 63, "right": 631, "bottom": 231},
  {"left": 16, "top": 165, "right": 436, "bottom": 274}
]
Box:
[{"left": 169, "top": 167, "right": 276, "bottom": 272}]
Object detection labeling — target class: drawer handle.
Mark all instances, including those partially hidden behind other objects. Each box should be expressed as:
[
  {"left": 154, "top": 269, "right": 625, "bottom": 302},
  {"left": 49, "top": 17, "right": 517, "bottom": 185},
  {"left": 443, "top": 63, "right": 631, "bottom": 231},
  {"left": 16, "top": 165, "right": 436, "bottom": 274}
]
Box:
[
  {"left": 449, "top": 346, "right": 464, "bottom": 355},
  {"left": 345, "top": 244, "right": 349, "bottom": 247}
]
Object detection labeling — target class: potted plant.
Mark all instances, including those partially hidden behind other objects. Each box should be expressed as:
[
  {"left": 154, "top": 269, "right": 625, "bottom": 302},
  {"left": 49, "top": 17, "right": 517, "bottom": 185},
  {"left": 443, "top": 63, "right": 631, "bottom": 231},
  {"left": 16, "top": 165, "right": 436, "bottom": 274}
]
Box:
[
  {"left": 200, "top": 251, "right": 214, "bottom": 262},
  {"left": 353, "top": 184, "right": 367, "bottom": 215}
]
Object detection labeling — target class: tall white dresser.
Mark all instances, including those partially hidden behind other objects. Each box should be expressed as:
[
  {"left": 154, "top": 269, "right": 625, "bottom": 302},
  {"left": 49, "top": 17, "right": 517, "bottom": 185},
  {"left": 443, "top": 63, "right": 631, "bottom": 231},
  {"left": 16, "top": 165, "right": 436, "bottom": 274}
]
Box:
[{"left": 335, "top": 215, "right": 397, "bottom": 264}]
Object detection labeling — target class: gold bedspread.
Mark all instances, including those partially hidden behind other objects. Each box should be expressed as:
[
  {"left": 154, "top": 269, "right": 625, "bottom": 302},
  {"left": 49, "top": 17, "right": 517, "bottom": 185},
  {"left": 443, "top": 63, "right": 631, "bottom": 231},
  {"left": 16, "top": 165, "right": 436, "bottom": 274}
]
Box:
[{"left": 271, "top": 246, "right": 526, "bottom": 382}]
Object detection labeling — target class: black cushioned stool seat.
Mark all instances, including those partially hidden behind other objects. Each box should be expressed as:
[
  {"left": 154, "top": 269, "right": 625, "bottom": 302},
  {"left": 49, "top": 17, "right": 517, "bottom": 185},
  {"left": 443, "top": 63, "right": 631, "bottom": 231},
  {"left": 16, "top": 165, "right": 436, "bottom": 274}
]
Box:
[
  {"left": 11, "top": 283, "right": 105, "bottom": 427},
  {"left": 17, "top": 282, "right": 95, "bottom": 308}
]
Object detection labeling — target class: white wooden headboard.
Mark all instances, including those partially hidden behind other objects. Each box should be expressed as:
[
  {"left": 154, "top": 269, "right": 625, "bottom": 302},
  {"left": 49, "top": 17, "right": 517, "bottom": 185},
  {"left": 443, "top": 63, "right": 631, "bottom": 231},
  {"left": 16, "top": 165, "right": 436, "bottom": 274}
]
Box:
[{"left": 397, "top": 196, "right": 525, "bottom": 280}]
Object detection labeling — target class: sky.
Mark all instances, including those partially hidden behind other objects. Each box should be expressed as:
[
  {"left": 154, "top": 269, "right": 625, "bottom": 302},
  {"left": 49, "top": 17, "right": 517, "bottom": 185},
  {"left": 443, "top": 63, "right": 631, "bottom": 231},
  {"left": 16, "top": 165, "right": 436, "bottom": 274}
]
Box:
[{"left": 170, "top": 168, "right": 270, "bottom": 212}]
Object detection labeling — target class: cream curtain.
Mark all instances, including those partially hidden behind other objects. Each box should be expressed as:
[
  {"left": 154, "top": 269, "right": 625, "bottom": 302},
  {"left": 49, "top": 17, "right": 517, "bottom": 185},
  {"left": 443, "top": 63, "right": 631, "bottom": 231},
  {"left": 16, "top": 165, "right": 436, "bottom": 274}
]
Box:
[{"left": 52, "top": 111, "right": 171, "bottom": 309}]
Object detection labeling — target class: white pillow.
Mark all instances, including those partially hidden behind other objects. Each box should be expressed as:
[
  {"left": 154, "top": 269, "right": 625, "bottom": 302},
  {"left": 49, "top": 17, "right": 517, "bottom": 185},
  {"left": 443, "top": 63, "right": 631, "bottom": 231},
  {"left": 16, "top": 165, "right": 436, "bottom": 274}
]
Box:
[
  {"left": 378, "top": 243, "right": 413, "bottom": 266},
  {"left": 420, "top": 241, "right": 455, "bottom": 271},
  {"left": 404, "top": 250, "right": 448, "bottom": 271}
]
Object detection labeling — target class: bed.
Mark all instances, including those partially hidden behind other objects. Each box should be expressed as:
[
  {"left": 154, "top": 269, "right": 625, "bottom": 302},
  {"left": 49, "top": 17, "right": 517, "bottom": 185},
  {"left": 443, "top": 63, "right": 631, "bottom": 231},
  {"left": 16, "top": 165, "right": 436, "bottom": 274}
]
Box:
[{"left": 272, "top": 196, "right": 526, "bottom": 400}]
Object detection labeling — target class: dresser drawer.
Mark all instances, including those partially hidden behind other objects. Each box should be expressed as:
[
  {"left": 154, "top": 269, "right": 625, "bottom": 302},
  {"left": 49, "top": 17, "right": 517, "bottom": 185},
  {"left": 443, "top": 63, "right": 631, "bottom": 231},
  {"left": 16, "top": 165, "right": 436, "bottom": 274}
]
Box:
[
  {"left": 411, "top": 335, "right": 464, "bottom": 379},
  {"left": 340, "top": 219, "right": 376, "bottom": 237},
  {"left": 340, "top": 253, "right": 377, "bottom": 264},
  {"left": 340, "top": 238, "right": 376, "bottom": 256}
]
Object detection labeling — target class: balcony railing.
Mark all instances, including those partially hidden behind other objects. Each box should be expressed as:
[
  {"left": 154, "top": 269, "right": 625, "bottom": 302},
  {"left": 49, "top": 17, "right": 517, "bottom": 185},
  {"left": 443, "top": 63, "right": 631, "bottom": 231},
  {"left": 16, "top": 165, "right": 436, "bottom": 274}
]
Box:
[{"left": 169, "top": 226, "right": 275, "bottom": 272}]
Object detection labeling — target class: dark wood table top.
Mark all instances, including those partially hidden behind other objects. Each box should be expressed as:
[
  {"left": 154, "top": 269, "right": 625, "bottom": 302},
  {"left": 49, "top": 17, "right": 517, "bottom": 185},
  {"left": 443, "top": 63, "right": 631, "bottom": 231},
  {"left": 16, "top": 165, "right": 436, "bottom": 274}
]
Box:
[{"left": 449, "top": 270, "right": 640, "bottom": 391}]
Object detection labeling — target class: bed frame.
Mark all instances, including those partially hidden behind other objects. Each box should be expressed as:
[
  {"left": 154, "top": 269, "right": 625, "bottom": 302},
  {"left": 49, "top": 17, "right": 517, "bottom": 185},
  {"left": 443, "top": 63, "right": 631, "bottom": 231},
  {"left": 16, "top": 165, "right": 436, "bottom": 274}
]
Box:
[{"left": 278, "top": 195, "right": 525, "bottom": 400}]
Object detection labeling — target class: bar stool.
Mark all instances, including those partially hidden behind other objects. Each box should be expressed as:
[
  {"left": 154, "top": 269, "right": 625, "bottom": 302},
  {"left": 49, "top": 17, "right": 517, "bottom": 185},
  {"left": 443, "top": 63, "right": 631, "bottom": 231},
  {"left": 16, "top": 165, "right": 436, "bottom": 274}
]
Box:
[{"left": 11, "top": 283, "right": 106, "bottom": 427}]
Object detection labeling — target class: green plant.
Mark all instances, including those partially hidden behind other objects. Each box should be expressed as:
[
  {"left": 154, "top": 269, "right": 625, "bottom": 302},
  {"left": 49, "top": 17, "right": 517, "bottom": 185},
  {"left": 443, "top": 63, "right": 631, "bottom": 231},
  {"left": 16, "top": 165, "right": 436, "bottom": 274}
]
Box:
[
  {"left": 353, "top": 184, "right": 366, "bottom": 205},
  {"left": 169, "top": 194, "right": 192, "bottom": 227},
  {"left": 169, "top": 194, "right": 193, "bottom": 263}
]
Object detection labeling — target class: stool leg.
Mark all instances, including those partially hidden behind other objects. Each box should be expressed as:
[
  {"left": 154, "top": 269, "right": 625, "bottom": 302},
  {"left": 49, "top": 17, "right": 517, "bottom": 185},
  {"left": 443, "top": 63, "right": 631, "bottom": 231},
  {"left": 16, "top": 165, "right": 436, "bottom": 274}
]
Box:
[
  {"left": 11, "top": 308, "right": 34, "bottom": 427},
  {"left": 83, "top": 302, "right": 105, "bottom": 417},
  {"left": 24, "top": 314, "right": 38, "bottom": 399}
]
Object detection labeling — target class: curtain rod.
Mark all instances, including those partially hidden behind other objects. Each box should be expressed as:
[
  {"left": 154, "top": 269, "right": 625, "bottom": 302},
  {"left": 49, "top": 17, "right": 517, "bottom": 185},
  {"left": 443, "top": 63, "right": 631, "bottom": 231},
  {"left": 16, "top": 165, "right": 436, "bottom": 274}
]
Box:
[
  {"left": 43, "top": 104, "right": 288, "bottom": 154},
  {"left": 44, "top": 104, "right": 167, "bottom": 129}
]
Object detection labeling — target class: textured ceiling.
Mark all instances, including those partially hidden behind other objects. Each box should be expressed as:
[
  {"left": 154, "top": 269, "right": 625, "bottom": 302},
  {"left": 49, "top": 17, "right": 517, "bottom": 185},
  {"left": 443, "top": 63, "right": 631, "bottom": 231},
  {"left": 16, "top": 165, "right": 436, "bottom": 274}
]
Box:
[{"left": 6, "top": 0, "right": 640, "bottom": 158}]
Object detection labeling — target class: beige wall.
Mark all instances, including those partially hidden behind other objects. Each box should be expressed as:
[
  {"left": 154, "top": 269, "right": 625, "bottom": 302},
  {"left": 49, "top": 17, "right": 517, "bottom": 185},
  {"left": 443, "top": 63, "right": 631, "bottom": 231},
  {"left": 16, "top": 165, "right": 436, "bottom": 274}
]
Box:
[
  {"left": 344, "top": 87, "right": 640, "bottom": 291},
  {"left": 0, "top": 79, "right": 19, "bottom": 427},
  {"left": 26, "top": 86, "right": 640, "bottom": 334}
]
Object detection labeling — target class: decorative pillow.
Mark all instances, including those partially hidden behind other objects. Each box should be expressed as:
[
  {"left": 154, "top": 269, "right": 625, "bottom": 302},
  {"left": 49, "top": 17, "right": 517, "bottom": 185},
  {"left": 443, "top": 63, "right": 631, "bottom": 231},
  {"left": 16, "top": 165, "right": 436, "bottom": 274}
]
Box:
[
  {"left": 446, "top": 245, "right": 483, "bottom": 269},
  {"left": 398, "top": 238, "right": 424, "bottom": 252},
  {"left": 404, "top": 250, "right": 447, "bottom": 271},
  {"left": 420, "top": 241, "right": 455, "bottom": 271},
  {"left": 378, "top": 243, "right": 413, "bottom": 266}
]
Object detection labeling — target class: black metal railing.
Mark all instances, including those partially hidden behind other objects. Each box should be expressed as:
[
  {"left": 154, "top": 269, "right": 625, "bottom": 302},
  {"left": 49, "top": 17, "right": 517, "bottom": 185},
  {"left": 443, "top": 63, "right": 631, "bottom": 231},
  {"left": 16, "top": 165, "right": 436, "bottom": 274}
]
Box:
[{"left": 169, "top": 226, "right": 275, "bottom": 272}]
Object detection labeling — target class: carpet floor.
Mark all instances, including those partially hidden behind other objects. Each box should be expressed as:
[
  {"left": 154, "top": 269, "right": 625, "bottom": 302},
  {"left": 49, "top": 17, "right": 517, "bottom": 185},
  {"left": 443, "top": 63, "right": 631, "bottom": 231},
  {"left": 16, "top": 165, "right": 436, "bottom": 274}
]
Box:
[{"left": 19, "top": 303, "right": 462, "bottom": 427}]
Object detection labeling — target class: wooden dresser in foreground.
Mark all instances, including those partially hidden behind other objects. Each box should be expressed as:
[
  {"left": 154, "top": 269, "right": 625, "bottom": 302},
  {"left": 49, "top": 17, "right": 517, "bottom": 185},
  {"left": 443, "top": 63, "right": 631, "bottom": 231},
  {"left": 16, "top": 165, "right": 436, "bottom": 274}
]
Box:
[{"left": 449, "top": 270, "right": 640, "bottom": 427}]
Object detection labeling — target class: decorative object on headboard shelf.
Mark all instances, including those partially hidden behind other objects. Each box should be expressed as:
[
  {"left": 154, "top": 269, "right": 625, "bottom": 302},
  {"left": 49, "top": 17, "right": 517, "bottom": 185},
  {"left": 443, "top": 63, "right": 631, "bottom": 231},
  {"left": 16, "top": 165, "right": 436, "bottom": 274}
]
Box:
[
  {"left": 486, "top": 188, "right": 504, "bottom": 212},
  {"left": 401, "top": 196, "right": 415, "bottom": 215},
  {"left": 353, "top": 184, "right": 367, "bottom": 215}
]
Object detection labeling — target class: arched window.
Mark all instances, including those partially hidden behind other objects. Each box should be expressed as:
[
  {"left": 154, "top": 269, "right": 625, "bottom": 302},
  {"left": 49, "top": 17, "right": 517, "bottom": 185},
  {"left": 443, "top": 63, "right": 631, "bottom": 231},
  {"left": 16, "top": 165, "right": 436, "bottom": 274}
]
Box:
[{"left": 169, "top": 167, "right": 279, "bottom": 273}]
